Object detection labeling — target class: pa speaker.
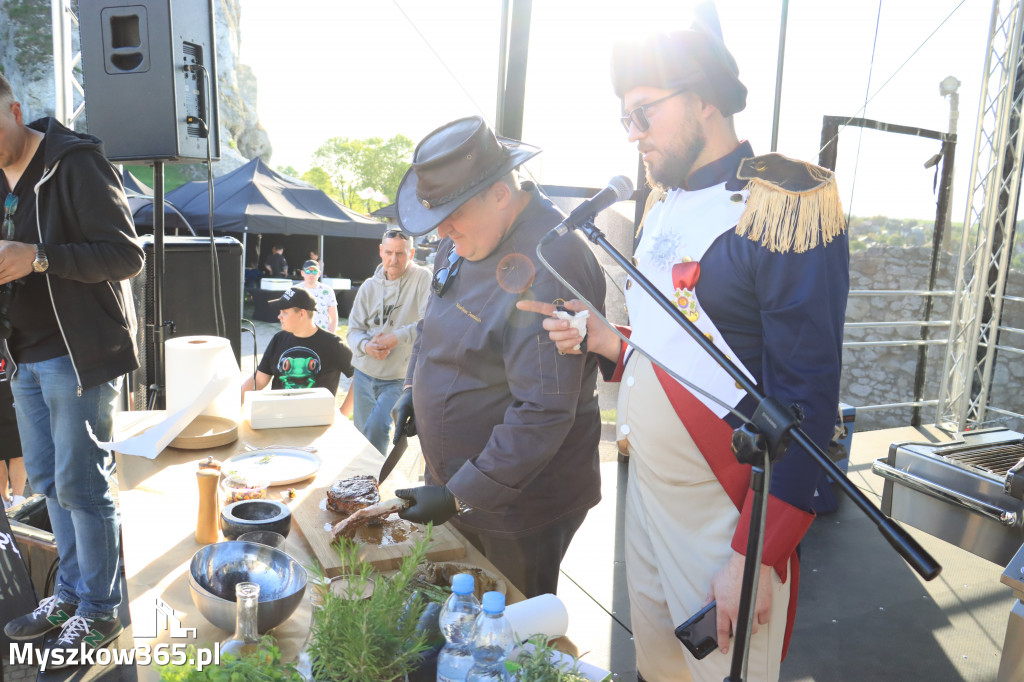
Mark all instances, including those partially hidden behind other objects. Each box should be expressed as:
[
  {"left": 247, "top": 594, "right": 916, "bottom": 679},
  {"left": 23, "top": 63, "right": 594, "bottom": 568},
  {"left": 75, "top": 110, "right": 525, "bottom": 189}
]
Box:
[
  {"left": 79, "top": 0, "right": 220, "bottom": 163},
  {"left": 130, "top": 236, "right": 241, "bottom": 409}
]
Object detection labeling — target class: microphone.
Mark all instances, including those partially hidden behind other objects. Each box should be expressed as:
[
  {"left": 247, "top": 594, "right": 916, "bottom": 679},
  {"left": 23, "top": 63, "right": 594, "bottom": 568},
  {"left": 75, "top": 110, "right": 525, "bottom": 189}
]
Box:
[{"left": 541, "top": 175, "right": 635, "bottom": 245}]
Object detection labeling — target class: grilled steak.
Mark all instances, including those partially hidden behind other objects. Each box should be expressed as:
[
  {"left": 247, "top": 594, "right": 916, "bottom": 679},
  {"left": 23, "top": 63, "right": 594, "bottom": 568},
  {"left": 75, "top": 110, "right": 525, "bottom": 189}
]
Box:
[
  {"left": 326, "top": 474, "right": 380, "bottom": 515},
  {"left": 330, "top": 497, "right": 410, "bottom": 541}
]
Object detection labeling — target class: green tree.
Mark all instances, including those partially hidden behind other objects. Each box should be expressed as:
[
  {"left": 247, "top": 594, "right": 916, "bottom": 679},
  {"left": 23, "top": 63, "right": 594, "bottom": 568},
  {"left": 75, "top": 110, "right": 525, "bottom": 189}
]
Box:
[
  {"left": 311, "top": 135, "right": 414, "bottom": 213},
  {"left": 301, "top": 166, "right": 344, "bottom": 203}
]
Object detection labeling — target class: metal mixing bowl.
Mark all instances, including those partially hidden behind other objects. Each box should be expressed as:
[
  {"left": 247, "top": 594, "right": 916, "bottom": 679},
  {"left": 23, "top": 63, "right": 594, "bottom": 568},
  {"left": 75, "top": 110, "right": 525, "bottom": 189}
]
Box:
[{"left": 188, "top": 541, "right": 307, "bottom": 633}]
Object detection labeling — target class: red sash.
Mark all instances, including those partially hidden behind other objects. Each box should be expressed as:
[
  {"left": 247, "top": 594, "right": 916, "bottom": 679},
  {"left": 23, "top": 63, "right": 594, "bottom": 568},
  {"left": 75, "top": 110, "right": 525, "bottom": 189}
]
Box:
[{"left": 652, "top": 364, "right": 808, "bottom": 659}]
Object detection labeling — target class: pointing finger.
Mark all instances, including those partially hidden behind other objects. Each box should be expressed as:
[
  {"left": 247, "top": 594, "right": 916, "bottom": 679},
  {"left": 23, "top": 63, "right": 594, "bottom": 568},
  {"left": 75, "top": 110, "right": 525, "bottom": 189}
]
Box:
[{"left": 515, "top": 300, "right": 558, "bottom": 317}]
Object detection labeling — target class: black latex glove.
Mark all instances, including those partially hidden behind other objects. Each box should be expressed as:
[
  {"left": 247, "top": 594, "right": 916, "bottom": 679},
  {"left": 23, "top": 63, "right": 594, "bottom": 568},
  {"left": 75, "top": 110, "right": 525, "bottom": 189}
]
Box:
[
  {"left": 395, "top": 485, "right": 458, "bottom": 525},
  {"left": 391, "top": 387, "right": 416, "bottom": 444}
]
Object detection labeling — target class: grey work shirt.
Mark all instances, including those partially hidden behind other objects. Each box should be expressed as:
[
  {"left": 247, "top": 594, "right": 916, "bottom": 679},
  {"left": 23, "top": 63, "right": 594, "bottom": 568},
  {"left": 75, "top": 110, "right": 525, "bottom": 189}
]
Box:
[{"left": 408, "top": 185, "right": 606, "bottom": 539}]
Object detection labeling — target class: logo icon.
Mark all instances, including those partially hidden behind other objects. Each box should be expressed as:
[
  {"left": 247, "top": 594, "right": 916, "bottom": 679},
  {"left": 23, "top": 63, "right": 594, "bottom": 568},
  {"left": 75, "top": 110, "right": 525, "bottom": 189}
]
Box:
[{"left": 132, "top": 597, "right": 196, "bottom": 639}]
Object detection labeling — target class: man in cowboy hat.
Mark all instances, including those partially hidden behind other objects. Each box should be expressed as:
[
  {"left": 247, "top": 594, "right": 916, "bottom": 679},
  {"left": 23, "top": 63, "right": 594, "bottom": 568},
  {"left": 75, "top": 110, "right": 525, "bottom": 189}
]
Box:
[
  {"left": 389, "top": 116, "right": 606, "bottom": 597},
  {"left": 520, "top": 18, "right": 849, "bottom": 682}
]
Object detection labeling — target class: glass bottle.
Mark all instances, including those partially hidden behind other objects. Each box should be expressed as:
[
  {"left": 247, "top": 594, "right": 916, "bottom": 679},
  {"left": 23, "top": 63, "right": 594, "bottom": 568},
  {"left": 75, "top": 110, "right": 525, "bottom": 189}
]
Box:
[{"left": 220, "top": 582, "right": 261, "bottom": 659}]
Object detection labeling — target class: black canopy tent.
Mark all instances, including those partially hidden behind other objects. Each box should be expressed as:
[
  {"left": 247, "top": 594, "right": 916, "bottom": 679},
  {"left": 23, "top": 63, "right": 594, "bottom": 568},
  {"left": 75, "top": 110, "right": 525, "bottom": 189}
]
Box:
[
  {"left": 122, "top": 170, "right": 154, "bottom": 196},
  {"left": 117, "top": 169, "right": 195, "bottom": 235},
  {"left": 127, "top": 195, "right": 195, "bottom": 235},
  {"left": 165, "top": 158, "right": 388, "bottom": 281}
]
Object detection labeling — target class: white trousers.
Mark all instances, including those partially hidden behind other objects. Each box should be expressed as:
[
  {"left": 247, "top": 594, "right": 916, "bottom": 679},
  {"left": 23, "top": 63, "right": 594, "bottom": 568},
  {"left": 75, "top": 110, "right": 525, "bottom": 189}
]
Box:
[{"left": 618, "top": 353, "right": 790, "bottom": 682}]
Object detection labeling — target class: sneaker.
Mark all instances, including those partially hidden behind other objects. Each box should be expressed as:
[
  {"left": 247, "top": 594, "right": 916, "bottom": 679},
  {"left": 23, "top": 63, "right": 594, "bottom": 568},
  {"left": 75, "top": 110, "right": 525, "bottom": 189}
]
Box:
[
  {"left": 3, "top": 596, "right": 78, "bottom": 641},
  {"left": 43, "top": 615, "right": 124, "bottom": 669}
]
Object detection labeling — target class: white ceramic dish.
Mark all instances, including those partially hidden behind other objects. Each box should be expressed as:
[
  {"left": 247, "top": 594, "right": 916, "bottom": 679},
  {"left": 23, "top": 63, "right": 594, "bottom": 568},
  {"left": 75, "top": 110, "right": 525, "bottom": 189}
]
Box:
[{"left": 222, "top": 447, "right": 322, "bottom": 486}]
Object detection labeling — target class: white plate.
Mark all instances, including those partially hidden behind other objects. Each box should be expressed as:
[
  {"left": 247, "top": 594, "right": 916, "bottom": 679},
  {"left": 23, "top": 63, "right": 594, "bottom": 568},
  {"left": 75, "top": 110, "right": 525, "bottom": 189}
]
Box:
[{"left": 222, "top": 448, "right": 322, "bottom": 486}]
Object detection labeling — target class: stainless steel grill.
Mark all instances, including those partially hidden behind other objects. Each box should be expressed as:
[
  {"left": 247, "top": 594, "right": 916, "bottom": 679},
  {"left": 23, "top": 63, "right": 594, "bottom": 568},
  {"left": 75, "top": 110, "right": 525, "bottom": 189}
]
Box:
[
  {"left": 872, "top": 428, "right": 1024, "bottom": 566},
  {"left": 873, "top": 429, "right": 1024, "bottom": 682},
  {"left": 938, "top": 440, "right": 1024, "bottom": 477}
]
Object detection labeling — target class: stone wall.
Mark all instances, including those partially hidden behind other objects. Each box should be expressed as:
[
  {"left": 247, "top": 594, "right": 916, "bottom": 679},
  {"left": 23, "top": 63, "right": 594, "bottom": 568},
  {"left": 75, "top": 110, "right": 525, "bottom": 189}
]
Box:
[{"left": 843, "top": 244, "right": 1024, "bottom": 433}]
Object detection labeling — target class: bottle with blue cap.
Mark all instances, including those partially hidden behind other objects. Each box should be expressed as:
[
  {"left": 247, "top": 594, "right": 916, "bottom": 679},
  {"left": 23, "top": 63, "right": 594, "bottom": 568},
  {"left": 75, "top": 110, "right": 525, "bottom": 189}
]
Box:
[
  {"left": 436, "top": 573, "right": 482, "bottom": 682},
  {"left": 466, "top": 591, "right": 515, "bottom": 682}
]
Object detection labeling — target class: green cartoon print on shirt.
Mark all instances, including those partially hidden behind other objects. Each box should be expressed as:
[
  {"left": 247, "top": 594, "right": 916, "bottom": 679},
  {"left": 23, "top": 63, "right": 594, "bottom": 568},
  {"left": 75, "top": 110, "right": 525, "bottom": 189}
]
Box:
[{"left": 275, "top": 346, "right": 321, "bottom": 389}]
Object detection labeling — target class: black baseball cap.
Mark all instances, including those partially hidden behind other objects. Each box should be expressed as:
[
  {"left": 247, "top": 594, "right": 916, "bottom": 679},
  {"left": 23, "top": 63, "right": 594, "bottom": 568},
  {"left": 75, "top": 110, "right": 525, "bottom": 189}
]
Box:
[{"left": 268, "top": 286, "right": 317, "bottom": 312}]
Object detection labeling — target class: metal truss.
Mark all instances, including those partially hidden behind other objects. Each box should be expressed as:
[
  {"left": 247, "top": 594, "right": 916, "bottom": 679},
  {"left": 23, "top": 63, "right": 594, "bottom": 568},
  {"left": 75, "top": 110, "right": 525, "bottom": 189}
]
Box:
[
  {"left": 51, "top": 0, "right": 84, "bottom": 128},
  {"left": 937, "top": 0, "right": 1024, "bottom": 432}
]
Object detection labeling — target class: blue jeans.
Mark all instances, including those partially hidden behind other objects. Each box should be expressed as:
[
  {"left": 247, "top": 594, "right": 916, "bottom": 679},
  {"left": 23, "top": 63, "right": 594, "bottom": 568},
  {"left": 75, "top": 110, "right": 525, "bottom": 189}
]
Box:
[
  {"left": 352, "top": 369, "right": 404, "bottom": 455},
  {"left": 11, "top": 355, "right": 122, "bottom": 620}
]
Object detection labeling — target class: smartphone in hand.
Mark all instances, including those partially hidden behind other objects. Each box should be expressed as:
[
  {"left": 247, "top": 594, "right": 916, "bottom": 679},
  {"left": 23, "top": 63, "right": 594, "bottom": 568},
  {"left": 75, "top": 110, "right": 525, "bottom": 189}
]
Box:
[{"left": 674, "top": 601, "right": 719, "bottom": 660}]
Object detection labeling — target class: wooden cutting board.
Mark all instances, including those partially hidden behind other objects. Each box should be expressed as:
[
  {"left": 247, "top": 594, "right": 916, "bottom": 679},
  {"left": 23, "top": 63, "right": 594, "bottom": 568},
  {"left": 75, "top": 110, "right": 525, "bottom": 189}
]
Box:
[
  {"left": 293, "top": 478, "right": 465, "bottom": 576},
  {"left": 296, "top": 504, "right": 466, "bottom": 575}
]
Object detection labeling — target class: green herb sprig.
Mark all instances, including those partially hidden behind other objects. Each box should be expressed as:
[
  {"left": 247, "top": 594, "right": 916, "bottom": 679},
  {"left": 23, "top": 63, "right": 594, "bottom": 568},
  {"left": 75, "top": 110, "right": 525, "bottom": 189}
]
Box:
[
  {"left": 156, "top": 637, "right": 303, "bottom": 681},
  {"left": 306, "top": 524, "right": 435, "bottom": 682},
  {"left": 505, "top": 634, "right": 614, "bottom": 681}
]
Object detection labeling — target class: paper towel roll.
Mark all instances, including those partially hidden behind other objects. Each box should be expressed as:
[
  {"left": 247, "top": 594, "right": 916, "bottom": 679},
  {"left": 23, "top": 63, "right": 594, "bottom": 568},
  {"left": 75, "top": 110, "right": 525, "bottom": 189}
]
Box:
[
  {"left": 165, "top": 336, "right": 240, "bottom": 419},
  {"left": 504, "top": 593, "right": 569, "bottom": 642}
]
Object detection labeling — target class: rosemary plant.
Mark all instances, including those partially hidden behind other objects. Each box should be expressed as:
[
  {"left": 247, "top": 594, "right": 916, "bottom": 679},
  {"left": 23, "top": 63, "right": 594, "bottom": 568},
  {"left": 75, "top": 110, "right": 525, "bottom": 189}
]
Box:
[
  {"left": 307, "top": 524, "right": 435, "bottom": 681},
  {"left": 505, "top": 634, "right": 614, "bottom": 681}
]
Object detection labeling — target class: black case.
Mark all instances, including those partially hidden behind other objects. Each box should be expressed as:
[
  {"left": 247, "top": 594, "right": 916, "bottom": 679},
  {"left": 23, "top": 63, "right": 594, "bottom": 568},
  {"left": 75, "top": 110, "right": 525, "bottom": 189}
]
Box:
[{"left": 674, "top": 600, "right": 719, "bottom": 660}]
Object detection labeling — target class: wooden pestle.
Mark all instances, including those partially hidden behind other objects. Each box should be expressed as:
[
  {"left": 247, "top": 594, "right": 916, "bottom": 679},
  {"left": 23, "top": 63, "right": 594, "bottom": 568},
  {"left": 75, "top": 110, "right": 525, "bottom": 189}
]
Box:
[{"left": 196, "top": 468, "right": 221, "bottom": 544}]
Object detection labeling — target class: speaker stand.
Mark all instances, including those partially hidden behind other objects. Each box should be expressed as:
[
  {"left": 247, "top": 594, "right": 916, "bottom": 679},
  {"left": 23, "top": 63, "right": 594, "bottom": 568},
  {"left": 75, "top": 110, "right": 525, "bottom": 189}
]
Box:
[{"left": 149, "top": 161, "right": 170, "bottom": 409}]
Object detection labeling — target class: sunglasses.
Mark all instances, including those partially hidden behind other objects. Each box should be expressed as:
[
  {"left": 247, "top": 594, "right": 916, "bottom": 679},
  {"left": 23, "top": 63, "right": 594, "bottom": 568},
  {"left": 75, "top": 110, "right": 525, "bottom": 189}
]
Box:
[
  {"left": 302, "top": 268, "right": 319, "bottom": 275},
  {"left": 3, "top": 193, "right": 17, "bottom": 240},
  {"left": 383, "top": 229, "right": 405, "bottom": 239},
  {"left": 431, "top": 243, "right": 463, "bottom": 297},
  {"left": 620, "top": 89, "right": 687, "bottom": 133}
]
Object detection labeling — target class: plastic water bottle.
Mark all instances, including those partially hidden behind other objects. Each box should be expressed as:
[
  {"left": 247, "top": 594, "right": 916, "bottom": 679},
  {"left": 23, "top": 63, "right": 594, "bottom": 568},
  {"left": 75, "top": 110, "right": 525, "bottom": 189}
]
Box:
[
  {"left": 466, "top": 591, "right": 515, "bottom": 682},
  {"left": 436, "top": 573, "right": 481, "bottom": 682}
]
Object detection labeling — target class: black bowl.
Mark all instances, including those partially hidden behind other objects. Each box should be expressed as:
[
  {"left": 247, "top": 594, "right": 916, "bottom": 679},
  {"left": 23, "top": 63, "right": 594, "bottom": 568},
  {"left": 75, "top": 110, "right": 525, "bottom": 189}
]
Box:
[{"left": 220, "top": 499, "right": 292, "bottom": 540}]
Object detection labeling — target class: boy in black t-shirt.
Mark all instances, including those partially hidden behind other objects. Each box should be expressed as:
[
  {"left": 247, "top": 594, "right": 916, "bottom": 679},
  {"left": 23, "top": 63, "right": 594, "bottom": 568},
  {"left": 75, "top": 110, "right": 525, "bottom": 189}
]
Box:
[{"left": 241, "top": 287, "right": 353, "bottom": 395}]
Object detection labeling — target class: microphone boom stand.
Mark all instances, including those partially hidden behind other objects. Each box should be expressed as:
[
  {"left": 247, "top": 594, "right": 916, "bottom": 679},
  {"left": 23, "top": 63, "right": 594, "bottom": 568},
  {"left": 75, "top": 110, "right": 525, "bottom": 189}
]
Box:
[{"left": 562, "top": 218, "right": 942, "bottom": 682}]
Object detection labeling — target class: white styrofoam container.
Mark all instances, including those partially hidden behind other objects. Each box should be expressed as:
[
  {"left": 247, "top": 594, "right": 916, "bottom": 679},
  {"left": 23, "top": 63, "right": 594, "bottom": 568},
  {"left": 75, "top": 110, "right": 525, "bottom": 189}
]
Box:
[
  {"left": 245, "top": 387, "right": 336, "bottom": 429},
  {"left": 260, "top": 278, "right": 296, "bottom": 291},
  {"left": 321, "top": 277, "right": 351, "bottom": 290}
]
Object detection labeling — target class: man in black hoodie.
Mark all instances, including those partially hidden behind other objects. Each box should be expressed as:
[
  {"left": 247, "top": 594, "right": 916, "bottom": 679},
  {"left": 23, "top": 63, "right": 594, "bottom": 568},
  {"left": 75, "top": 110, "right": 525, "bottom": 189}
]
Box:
[{"left": 0, "top": 74, "right": 144, "bottom": 666}]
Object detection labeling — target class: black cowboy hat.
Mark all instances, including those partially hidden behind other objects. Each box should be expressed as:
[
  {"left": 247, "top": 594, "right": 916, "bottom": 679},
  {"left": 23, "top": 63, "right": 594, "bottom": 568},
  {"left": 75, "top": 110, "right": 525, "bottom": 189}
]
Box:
[{"left": 396, "top": 116, "right": 541, "bottom": 237}]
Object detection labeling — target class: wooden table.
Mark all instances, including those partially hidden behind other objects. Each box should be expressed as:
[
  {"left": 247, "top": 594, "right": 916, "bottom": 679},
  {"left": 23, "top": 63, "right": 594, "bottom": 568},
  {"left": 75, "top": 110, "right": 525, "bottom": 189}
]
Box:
[{"left": 115, "top": 413, "right": 526, "bottom": 680}]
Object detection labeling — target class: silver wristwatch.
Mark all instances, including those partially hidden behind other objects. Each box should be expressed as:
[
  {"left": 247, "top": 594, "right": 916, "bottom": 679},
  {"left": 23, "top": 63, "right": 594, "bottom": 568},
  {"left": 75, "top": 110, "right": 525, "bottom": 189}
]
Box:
[
  {"left": 32, "top": 244, "right": 49, "bottom": 273},
  {"left": 453, "top": 495, "right": 473, "bottom": 516}
]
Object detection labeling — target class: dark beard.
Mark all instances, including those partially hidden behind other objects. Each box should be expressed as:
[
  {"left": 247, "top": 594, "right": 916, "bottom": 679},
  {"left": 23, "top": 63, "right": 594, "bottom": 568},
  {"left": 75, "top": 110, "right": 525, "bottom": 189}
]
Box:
[{"left": 645, "top": 125, "right": 707, "bottom": 191}]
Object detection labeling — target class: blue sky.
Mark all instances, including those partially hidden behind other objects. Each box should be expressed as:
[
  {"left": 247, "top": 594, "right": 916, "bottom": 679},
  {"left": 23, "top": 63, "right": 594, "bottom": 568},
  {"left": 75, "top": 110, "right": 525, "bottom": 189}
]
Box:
[{"left": 240, "top": 0, "right": 989, "bottom": 221}]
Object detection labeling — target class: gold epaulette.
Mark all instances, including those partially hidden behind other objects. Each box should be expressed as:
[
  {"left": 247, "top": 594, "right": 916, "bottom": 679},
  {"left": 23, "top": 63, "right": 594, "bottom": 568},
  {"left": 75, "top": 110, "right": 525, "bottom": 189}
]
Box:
[{"left": 734, "top": 153, "right": 846, "bottom": 253}]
